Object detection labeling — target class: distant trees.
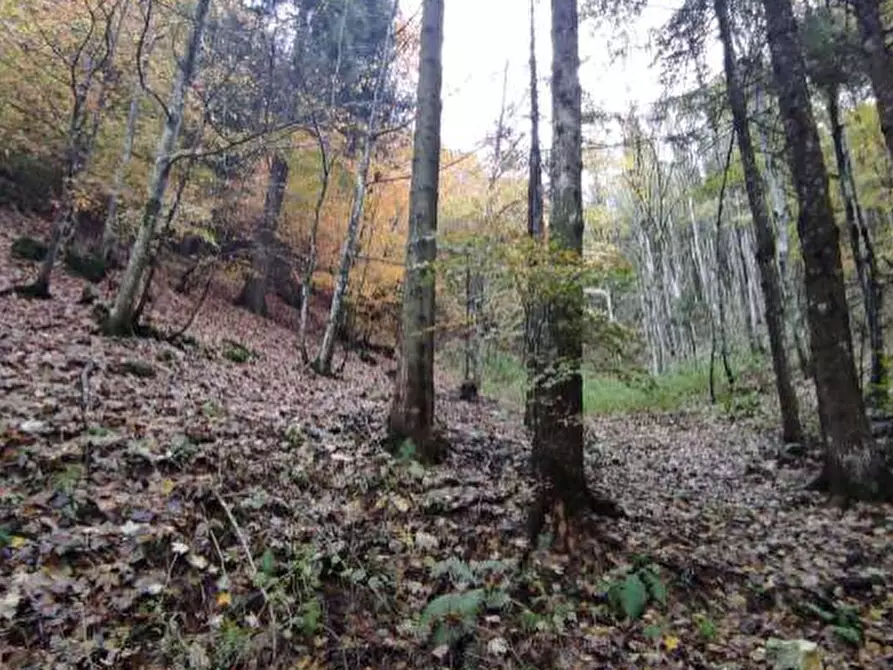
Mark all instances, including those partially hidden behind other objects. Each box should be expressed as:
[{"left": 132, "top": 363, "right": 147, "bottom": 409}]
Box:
[{"left": 388, "top": 0, "right": 444, "bottom": 462}]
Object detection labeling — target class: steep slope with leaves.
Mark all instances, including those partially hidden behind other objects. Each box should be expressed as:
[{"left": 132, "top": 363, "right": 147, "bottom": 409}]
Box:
[{"left": 1, "top": 214, "right": 892, "bottom": 668}]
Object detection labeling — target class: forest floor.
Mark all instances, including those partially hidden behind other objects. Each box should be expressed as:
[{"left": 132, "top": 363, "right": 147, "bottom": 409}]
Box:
[{"left": 1, "top": 214, "right": 892, "bottom": 670}]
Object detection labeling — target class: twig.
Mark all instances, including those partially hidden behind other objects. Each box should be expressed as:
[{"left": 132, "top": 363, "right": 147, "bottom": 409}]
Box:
[
  {"left": 212, "top": 488, "right": 278, "bottom": 659},
  {"left": 79, "top": 359, "right": 95, "bottom": 432}
]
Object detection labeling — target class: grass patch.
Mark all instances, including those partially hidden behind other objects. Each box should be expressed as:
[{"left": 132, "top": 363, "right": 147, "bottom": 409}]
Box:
[{"left": 441, "top": 343, "right": 769, "bottom": 415}]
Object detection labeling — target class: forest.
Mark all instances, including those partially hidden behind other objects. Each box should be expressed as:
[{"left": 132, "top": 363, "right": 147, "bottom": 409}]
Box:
[{"left": 0, "top": 0, "right": 892, "bottom": 667}]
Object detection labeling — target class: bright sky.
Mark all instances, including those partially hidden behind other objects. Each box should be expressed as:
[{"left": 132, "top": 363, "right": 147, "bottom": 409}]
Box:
[{"left": 401, "top": 0, "right": 719, "bottom": 153}]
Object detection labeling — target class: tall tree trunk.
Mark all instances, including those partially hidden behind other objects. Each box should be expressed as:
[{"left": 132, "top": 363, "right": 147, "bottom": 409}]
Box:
[
  {"left": 755, "top": 83, "right": 810, "bottom": 375},
  {"left": 761, "top": 0, "right": 888, "bottom": 500},
  {"left": 716, "top": 0, "right": 802, "bottom": 442},
  {"left": 525, "top": 0, "right": 546, "bottom": 427},
  {"left": 316, "top": 0, "right": 399, "bottom": 374},
  {"left": 826, "top": 86, "right": 888, "bottom": 407},
  {"left": 714, "top": 135, "right": 737, "bottom": 391},
  {"left": 106, "top": 0, "right": 212, "bottom": 335},
  {"left": 239, "top": 154, "right": 289, "bottom": 317},
  {"left": 851, "top": 0, "right": 893, "bottom": 167},
  {"left": 528, "top": 0, "right": 620, "bottom": 553},
  {"left": 388, "top": 0, "right": 444, "bottom": 462},
  {"left": 238, "top": 4, "right": 312, "bottom": 315}
]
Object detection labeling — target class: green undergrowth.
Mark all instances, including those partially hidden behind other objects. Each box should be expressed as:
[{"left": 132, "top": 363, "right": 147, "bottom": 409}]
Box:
[{"left": 441, "top": 344, "right": 771, "bottom": 415}]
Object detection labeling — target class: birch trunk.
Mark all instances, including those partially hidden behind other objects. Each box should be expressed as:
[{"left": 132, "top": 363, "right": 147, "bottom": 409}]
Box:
[
  {"left": 388, "top": 0, "right": 444, "bottom": 461},
  {"left": 106, "top": 0, "right": 212, "bottom": 334},
  {"left": 315, "top": 0, "right": 399, "bottom": 375},
  {"left": 762, "top": 0, "right": 889, "bottom": 500}
]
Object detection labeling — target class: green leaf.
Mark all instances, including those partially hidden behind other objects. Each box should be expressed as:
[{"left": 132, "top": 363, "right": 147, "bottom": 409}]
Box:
[
  {"left": 803, "top": 602, "right": 836, "bottom": 623},
  {"left": 832, "top": 625, "right": 862, "bottom": 646},
  {"left": 642, "top": 569, "right": 667, "bottom": 607},
  {"left": 620, "top": 574, "right": 648, "bottom": 620},
  {"left": 421, "top": 589, "right": 485, "bottom": 629},
  {"left": 260, "top": 548, "right": 276, "bottom": 576}
]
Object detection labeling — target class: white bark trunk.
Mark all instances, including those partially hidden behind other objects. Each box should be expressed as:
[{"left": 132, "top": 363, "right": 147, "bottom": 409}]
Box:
[
  {"left": 315, "top": 0, "right": 399, "bottom": 373},
  {"left": 106, "top": 0, "right": 211, "bottom": 333}
]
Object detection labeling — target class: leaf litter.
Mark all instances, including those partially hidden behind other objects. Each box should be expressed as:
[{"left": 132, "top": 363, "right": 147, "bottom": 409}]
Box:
[{"left": 0, "top": 223, "right": 892, "bottom": 669}]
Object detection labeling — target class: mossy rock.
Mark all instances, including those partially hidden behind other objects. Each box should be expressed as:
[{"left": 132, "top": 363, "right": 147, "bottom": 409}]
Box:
[
  {"left": 64, "top": 250, "right": 107, "bottom": 283},
  {"left": 10, "top": 236, "right": 48, "bottom": 262}
]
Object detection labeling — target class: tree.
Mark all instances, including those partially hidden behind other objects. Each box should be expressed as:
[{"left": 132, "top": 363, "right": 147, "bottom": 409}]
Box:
[
  {"left": 524, "top": 0, "right": 546, "bottom": 428},
  {"left": 315, "top": 0, "right": 400, "bottom": 375},
  {"left": 528, "top": 0, "right": 621, "bottom": 553},
  {"left": 106, "top": 0, "right": 212, "bottom": 335},
  {"left": 714, "top": 0, "right": 802, "bottom": 443},
  {"left": 25, "top": 0, "right": 127, "bottom": 297},
  {"left": 761, "top": 0, "right": 889, "bottom": 500},
  {"left": 387, "top": 0, "right": 444, "bottom": 462},
  {"left": 849, "top": 0, "right": 893, "bottom": 167}
]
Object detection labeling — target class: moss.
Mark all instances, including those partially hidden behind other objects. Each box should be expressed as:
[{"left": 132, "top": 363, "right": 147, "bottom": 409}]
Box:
[
  {"left": 64, "top": 250, "right": 107, "bottom": 283},
  {"left": 10, "top": 236, "right": 48, "bottom": 262}
]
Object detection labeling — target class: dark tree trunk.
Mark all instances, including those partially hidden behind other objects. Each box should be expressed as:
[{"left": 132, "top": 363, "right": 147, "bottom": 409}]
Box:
[
  {"left": 528, "top": 0, "right": 621, "bottom": 553},
  {"left": 715, "top": 0, "right": 802, "bottom": 442},
  {"left": 238, "top": 153, "right": 289, "bottom": 317},
  {"left": 851, "top": 0, "right": 893, "bottom": 167},
  {"left": 761, "top": 0, "right": 889, "bottom": 500},
  {"left": 388, "top": 0, "right": 444, "bottom": 463},
  {"left": 525, "top": 0, "right": 546, "bottom": 429},
  {"left": 826, "top": 87, "right": 888, "bottom": 407}
]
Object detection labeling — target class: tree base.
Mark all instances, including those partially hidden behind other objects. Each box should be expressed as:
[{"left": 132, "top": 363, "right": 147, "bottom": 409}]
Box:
[
  {"left": 236, "top": 277, "right": 268, "bottom": 317},
  {"left": 459, "top": 380, "right": 478, "bottom": 402},
  {"left": 526, "top": 484, "right": 624, "bottom": 555}
]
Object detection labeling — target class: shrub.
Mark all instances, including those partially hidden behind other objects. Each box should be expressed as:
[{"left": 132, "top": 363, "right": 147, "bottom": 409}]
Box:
[{"left": 64, "top": 250, "right": 107, "bottom": 282}]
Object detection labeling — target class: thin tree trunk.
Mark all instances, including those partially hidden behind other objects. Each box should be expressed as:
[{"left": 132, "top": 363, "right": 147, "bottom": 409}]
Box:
[
  {"left": 761, "top": 0, "right": 888, "bottom": 500},
  {"left": 102, "top": 77, "right": 142, "bottom": 260},
  {"left": 826, "top": 86, "right": 888, "bottom": 407},
  {"left": 315, "top": 0, "right": 399, "bottom": 375},
  {"left": 715, "top": 134, "right": 737, "bottom": 391},
  {"left": 106, "top": 0, "right": 212, "bottom": 335},
  {"left": 716, "top": 0, "right": 802, "bottom": 442},
  {"left": 525, "top": 0, "right": 546, "bottom": 427},
  {"left": 388, "top": 0, "right": 444, "bottom": 462},
  {"left": 298, "top": 122, "right": 333, "bottom": 360},
  {"left": 851, "top": 0, "right": 893, "bottom": 167}
]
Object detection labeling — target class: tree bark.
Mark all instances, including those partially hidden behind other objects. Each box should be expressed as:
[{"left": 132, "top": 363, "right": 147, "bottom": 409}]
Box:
[
  {"left": 524, "top": 0, "right": 546, "bottom": 427},
  {"left": 529, "top": 0, "right": 622, "bottom": 553},
  {"left": 238, "top": 153, "right": 289, "bottom": 317},
  {"left": 762, "top": 0, "right": 888, "bottom": 500},
  {"left": 826, "top": 86, "right": 888, "bottom": 407},
  {"left": 316, "top": 0, "right": 399, "bottom": 375},
  {"left": 851, "top": 0, "right": 893, "bottom": 167},
  {"left": 388, "top": 0, "right": 444, "bottom": 462},
  {"left": 715, "top": 0, "right": 802, "bottom": 442},
  {"left": 106, "top": 0, "right": 212, "bottom": 334}
]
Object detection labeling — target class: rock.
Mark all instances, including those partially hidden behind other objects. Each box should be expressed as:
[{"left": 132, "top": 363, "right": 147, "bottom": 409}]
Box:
[
  {"left": 765, "top": 639, "right": 823, "bottom": 670},
  {"left": 20, "top": 419, "right": 49, "bottom": 434}
]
